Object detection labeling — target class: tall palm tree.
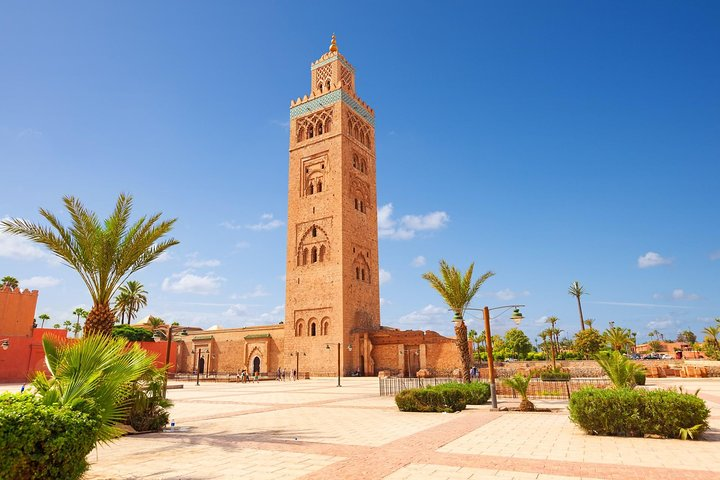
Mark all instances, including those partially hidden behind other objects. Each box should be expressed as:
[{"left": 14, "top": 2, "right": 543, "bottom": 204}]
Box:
[
  {"left": 72, "top": 307, "right": 88, "bottom": 338},
  {"left": 38, "top": 313, "right": 50, "bottom": 328},
  {"left": 604, "top": 326, "right": 633, "bottom": 351},
  {"left": 118, "top": 280, "right": 148, "bottom": 325},
  {"left": 584, "top": 318, "right": 595, "bottom": 330},
  {"left": 568, "top": 281, "right": 588, "bottom": 331},
  {"left": 113, "top": 290, "right": 131, "bottom": 325},
  {"left": 1, "top": 276, "right": 19, "bottom": 289},
  {"left": 147, "top": 316, "right": 165, "bottom": 329},
  {"left": 423, "top": 260, "right": 494, "bottom": 383},
  {"left": 1, "top": 194, "right": 179, "bottom": 336}
]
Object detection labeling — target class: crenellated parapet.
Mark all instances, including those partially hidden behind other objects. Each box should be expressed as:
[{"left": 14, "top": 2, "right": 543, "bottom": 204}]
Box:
[
  {"left": 0, "top": 285, "right": 39, "bottom": 297},
  {"left": 0, "top": 285, "right": 39, "bottom": 337}
]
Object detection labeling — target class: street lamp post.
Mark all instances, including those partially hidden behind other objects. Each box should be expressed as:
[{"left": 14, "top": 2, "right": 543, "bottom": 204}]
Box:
[
  {"left": 191, "top": 348, "right": 208, "bottom": 386},
  {"left": 325, "top": 343, "right": 352, "bottom": 387},
  {"left": 467, "top": 305, "right": 525, "bottom": 409},
  {"left": 153, "top": 326, "right": 187, "bottom": 397},
  {"left": 290, "top": 351, "right": 305, "bottom": 379}
]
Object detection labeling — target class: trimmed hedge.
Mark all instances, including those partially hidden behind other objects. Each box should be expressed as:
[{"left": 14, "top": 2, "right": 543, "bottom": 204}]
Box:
[
  {"left": 433, "top": 382, "right": 491, "bottom": 405},
  {"left": 540, "top": 370, "right": 571, "bottom": 381},
  {"left": 569, "top": 387, "right": 709, "bottom": 439},
  {"left": 0, "top": 393, "right": 101, "bottom": 480},
  {"left": 395, "top": 386, "right": 466, "bottom": 413},
  {"left": 633, "top": 371, "right": 646, "bottom": 386}
]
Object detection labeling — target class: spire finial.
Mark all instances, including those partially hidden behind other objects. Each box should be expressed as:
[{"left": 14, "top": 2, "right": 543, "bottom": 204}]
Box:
[{"left": 329, "top": 33, "right": 338, "bottom": 53}]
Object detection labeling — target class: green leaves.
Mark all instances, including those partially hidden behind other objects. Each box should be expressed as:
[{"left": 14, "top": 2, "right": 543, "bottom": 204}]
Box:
[
  {"left": 595, "top": 350, "right": 644, "bottom": 388},
  {"left": 422, "top": 260, "right": 494, "bottom": 317},
  {"left": 32, "top": 335, "right": 154, "bottom": 444},
  {"left": 1, "top": 194, "right": 178, "bottom": 336}
]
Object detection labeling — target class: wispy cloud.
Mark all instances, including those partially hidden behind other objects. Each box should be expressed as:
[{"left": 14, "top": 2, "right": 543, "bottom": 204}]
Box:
[
  {"left": 481, "top": 288, "right": 530, "bottom": 301},
  {"left": 378, "top": 203, "right": 449, "bottom": 240},
  {"left": 184, "top": 252, "right": 221, "bottom": 268},
  {"left": 270, "top": 120, "right": 290, "bottom": 130},
  {"left": 589, "top": 301, "right": 697, "bottom": 309},
  {"left": 0, "top": 222, "right": 52, "bottom": 262},
  {"left": 671, "top": 289, "right": 700, "bottom": 301},
  {"left": 17, "top": 128, "right": 42, "bottom": 140},
  {"left": 247, "top": 213, "right": 284, "bottom": 231},
  {"left": 231, "top": 285, "right": 269, "bottom": 299},
  {"left": 235, "top": 241, "right": 251, "bottom": 249},
  {"left": 19, "top": 276, "right": 61, "bottom": 289},
  {"left": 638, "top": 251, "right": 672, "bottom": 268},
  {"left": 379, "top": 268, "right": 391, "bottom": 285},
  {"left": 410, "top": 255, "right": 426, "bottom": 267},
  {"left": 220, "top": 221, "right": 243, "bottom": 230},
  {"left": 161, "top": 271, "right": 224, "bottom": 295},
  {"left": 222, "top": 304, "right": 248, "bottom": 317}
]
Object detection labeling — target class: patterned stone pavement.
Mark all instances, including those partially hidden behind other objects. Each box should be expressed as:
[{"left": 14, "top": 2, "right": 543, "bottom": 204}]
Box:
[{"left": 8, "top": 376, "right": 718, "bottom": 479}]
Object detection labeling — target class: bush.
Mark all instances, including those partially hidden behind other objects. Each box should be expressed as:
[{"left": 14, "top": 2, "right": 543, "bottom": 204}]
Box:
[
  {"left": 112, "top": 325, "right": 154, "bottom": 342},
  {"left": 0, "top": 393, "right": 101, "bottom": 480},
  {"left": 540, "top": 369, "right": 571, "bottom": 381},
  {"left": 395, "top": 386, "right": 467, "bottom": 413},
  {"left": 433, "top": 381, "right": 490, "bottom": 405},
  {"left": 569, "top": 387, "right": 710, "bottom": 439},
  {"left": 633, "top": 371, "right": 646, "bottom": 386}
]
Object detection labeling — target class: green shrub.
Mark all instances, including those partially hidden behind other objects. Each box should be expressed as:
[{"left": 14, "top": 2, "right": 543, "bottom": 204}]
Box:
[
  {"left": 569, "top": 387, "right": 710, "bottom": 439},
  {"left": 540, "top": 369, "right": 571, "bottom": 381},
  {"left": 112, "top": 324, "right": 154, "bottom": 342},
  {"left": 0, "top": 393, "right": 101, "bottom": 480},
  {"left": 433, "top": 381, "right": 490, "bottom": 405},
  {"left": 395, "top": 386, "right": 467, "bottom": 412},
  {"left": 633, "top": 371, "right": 646, "bottom": 386}
]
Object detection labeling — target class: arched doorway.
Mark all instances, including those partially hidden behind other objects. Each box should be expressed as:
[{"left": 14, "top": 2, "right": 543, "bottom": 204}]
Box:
[
  {"left": 252, "top": 356, "right": 261, "bottom": 375},
  {"left": 359, "top": 355, "right": 365, "bottom": 376},
  {"left": 198, "top": 356, "right": 205, "bottom": 374}
]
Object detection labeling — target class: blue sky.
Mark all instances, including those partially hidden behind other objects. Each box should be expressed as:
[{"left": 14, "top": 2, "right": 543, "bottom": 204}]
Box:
[{"left": 1, "top": 2, "right": 718, "bottom": 343}]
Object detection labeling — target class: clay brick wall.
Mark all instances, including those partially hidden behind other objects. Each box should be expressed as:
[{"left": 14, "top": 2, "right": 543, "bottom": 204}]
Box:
[{"left": 0, "top": 286, "right": 38, "bottom": 337}]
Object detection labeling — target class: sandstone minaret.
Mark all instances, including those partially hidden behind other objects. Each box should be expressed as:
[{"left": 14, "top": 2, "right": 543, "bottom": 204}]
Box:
[{"left": 284, "top": 36, "right": 380, "bottom": 376}]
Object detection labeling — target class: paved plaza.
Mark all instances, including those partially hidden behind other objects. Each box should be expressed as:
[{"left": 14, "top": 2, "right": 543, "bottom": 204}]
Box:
[{"left": 6, "top": 377, "right": 720, "bottom": 479}]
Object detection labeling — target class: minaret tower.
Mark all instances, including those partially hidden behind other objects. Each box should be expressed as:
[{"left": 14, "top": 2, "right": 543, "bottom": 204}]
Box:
[{"left": 284, "top": 36, "right": 380, "bottom": 376}]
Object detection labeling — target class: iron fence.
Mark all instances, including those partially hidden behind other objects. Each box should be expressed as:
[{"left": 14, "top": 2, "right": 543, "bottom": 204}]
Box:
[{"left": 379, "top": 376, "right": 611, "bottom": 399}]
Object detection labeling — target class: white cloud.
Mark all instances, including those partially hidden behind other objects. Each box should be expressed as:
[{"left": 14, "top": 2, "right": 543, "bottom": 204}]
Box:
[
  {"left": 185, "top": 252, "right": 221, "bottom": 268},
  {"left": 17, "top": 128, "right": 42, "bottom": 140},
  {"left": 638, "top": 251, "right": 672, "bottom": 268},
  {"left": 411, "top": 255, "right": 426, "bottom": 267},
  {"left": 493, "top": 288, "right": 530, "bottom": 301},
  {"left": 161, "top": 271, "right": 224, "bottom": 295},
  {"left": 380, "top": 297, "right": 390, "bottom": 306},
  {"left": 535, "top": 315, "right": 550, "bottom": 325},
  {"left": 155, "top": 252, "right": 173, "bottom": 263},
  {"left": 379, "top": 269, "right": 391, "bottom": 285},
  {"left": 220, "top": 221, "right": 243, "bottom": 230},
  {"left": 0, "top": 225, "right": 49, "bottom": 261},
  {"left": 397, "top": 304, "right": 447, "bottom": 326},
  {"left": 710, "top": 251, "right": 720, "bottom": 261},
  {"left": 652, "top": 293, "right": 663, "bottom": 300},
  {"left": 247, "top": 213, "right": 284, "bottom": 231},
  {"left": 590, "top": 300, "right": 697, "bottom": 309},
  {"left": 671, "top": 289, "right": 700, "bottom": 301},
  {"left": 235, "top": 241, "right": 251, "bottom": 249},
  {"left": 646, "top": 317, "right": 677, "bottom": 330},
  {"left": 19, "top": 276, "right": 61, "bottom": 289},
  {"left": 223, "top": 304, "right": 248, "bottom": 317},
  {"left": 378, "top": 203, "right": 449, "bottom": 240},
  {"left": 231, "top": 285, "right": 269, "bottom": 299}
]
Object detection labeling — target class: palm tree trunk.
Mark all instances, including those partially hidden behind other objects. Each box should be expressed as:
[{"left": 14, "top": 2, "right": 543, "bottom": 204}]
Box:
[
  {"left": 576, "top": 296, "right": 585, "bottom": 330},
  {"left": 454, "top": 319, "right": 472, "bottom": 384}
]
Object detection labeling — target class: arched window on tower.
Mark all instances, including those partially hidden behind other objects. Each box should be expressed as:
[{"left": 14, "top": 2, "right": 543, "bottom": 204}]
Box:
[
  {"left": 311, "top": 247, "right": 318, "bottom": 263},
  {"left": 325, "top": 79, "right": 331, "bottom": 91},
  {"left": 360, "top": 201, "right": 364, "bottom": 213},
  {"left": 312, "top": 226, "right": 317, "bottom": 237},
  {"left": 296, "top": 321, "right": 304, "bottom": 337},
  {"left": 318, "top": 82, "right": 323, "bottom": 93},
  {"left": 321, "top": 320, "right": 329, "bottom": 335},
  {"left": 302, "top": 248, "right": 308, "bottom": 265},
  {"left": 317, "top": 121, "right": 323, "bottom": 135},
  {"left": 308, "top": 124, "right": 314, "bottom": 138},
  {"left": 317, "top": 181, "right": 322, "bottom": 193},
  {"left": 361, "top": 269, "right": 365, "bottom": 281},
  {"left": 297, "top": 127, "right": 305, "bottom": 143},
  {"left": 325, "top": 118, "right": 331, "bottom": 133},
  {"left": 356, "top": 267, "right": 360, "bottom": 279},
  {"left": 310, "top": 322, "right": 317, "bottom": 336},
  {"left": 319, "top": 244, "right": 326, "bottom": 262},
  {"left": 308, "top": 183, "right": 314, "bottom": 195}
]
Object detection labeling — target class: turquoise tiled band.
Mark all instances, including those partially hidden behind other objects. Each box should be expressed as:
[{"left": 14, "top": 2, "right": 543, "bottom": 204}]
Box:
[{"left": 290, "top": 90, "right": 374, "bottom": 126}]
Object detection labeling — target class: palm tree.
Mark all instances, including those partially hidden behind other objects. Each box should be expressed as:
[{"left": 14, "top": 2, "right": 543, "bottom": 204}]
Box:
[
  {"left": 604, "top": 326, "right": 633, "bottom": 352},
  {"left": 117, "top": 280, "right": 148, "bottom": 325},
  {"left": 502, "top": 373, "right": 535, "bottom": 411},
  {"left": 1, "top": 194, "right": 179, "bottom": 336},
  {"left": 147, "top": 316, "right": 165, "bottom": 329},
  {"left": 423, "top": 260, "right": 494, "bottom": 383},
  {"left": 703, "top": 326, "right": 719, "bottom": 346},
  {"left": 72, "top": 307, "right": 88, "bottom": 338},
  {"left": 1, "top": 276, "right": 19, "bottom": 289},
  {"left": 595, "top": 350, "right": 644, "bottom": 388},
  {"left": 584, "top": 318, "right": 595, "bottom": 330},
  {"left": 568, "top": 281, "right": 588, "bottom": 331},
  {"left": 544, "top": 317, "right": 561, "bottom": 369},
  {"left": 38, "top": 313, "right": 50, "bottom": 328},
  {"left": 31, "top": 335, "right": 154, "bottom": 444},
  {"left": 52, "top": 323, "right": 61, "bottom": 329},
  {"left": 113, "top": 290, "right": 131, "bottom": 325}
]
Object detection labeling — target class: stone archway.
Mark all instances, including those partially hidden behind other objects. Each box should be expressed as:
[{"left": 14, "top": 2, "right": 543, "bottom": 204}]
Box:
[
  {"left": 253, "top": 356, "right": 261, "bottom": 375},
  {"left": 198, "top": 356, "right": 205, "bottom": 374}
]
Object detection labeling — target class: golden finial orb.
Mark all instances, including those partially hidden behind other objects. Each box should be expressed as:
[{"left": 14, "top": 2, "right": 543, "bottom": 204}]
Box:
[{"left": 329, "top": 34, "right": 338, "bottom": 53}]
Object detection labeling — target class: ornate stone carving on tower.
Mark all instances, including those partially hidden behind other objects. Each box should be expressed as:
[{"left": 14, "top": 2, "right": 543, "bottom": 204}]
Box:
[{"left": 284, "top": 36, "right": 380, "bottom": 376}]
